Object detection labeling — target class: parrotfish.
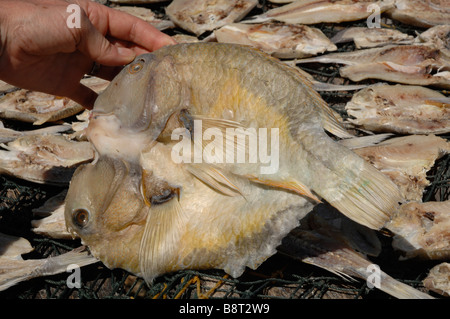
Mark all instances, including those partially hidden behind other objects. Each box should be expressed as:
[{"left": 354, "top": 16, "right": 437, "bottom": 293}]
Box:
[{"left": 65, "top": 43, "right": 403, "bottom": 284}]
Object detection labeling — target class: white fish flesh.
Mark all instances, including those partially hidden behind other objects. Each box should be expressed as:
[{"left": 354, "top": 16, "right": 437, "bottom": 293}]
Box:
[
  {"left": 387, "top": 200, "right": 450, "bottom": 260},
  {"left": 331, "top": 27, "right": 414, "bottom": 49},
  {"left": 345, "top": 83, "right": 450, "bottom": 134},
  {"left": 354, "top": 135, "right": 450, "bottom": 202},
  {"left": 387, "top": 0, "right": 450, "bottom": 28},
  {"left": 0, "top": 134, "right": 95, "bottom": 185},
  {"left": 245, "top": 0, "right": 395, "bottom": 25},
  {"left": 0, "top": 77, "right": 109, "bottom": 125},
  {"left": 215, "top": 23, "right": 337, "bottom": 58},
  {"left": 113, "top": 6, "right": 175, "bottom": 30},
  {"left": 298, "top": 44, "right": 450, "bottom": 88},
  {"left": 423, "top": 262, "right": 450, "bottom": 297},
  {"left": 0, "top": 121, "right": 71, "bottom": 143},
  {"left": 166, "top": 0, "right": 258, "bottom": 36},
  {"left": 415, "top": 24, "right": 450, "bottom": 58}
]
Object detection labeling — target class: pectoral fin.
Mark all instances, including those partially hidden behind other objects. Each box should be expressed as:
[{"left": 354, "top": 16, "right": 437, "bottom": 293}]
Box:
[
  {"left": 187, "top": 164, "right": 244, "bottom": 197},
  {"left": 246, "top": 175, "right": 321, "bottom": 203}
]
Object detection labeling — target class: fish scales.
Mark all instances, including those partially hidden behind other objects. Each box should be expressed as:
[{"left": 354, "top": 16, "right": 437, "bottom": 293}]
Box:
[{"left": 66, "top": 43, "right": 403, "bottom": 283}]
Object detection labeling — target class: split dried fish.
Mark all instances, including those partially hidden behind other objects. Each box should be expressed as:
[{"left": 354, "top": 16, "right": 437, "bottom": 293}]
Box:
[
  {"left": 387, "top": 0, "right": 450, "bottom": 28},
  {"left": 423, "top": 262, "right": 450, "bottom": 297},
  {"left": 298, "top": 44, "right": 450, "bottom": 88},
  {"left": 215, "top": 23, "right": 337, "bottom": 59},
  {"left": 166, "top": 0, "right": 258, "bottom": 36},
  {"left": 354, "top": 134, "right": 450, "bottom": 202},
  {"left": 0, "top": 120, "right": 71, "bottom": 143},
  {"left": 113, "top": 6, "right": 175, "bottom": 30},
  {"left": 31, "top": 190, "right": 72, "bottom": 239},
  {"left": 331, "top": 27, "right": 414, "bottom": 49},
  {"left": 345, "top": 83, "right": 450, "bottom": 134},
  {"left": 65, "top": 43, "right": 402, "bottom": 285},
  {"left": 415, "top": 24, "right": 450, "bottom": 57},
  {"left": 245, "top": 0, "right": 395, "bottom": 25},
  {"left": 279, "top": 204, "right": 434, "bottom": 299},
  {"left": 0, "top": 77, "right": 109, "bottom": 125},
  {"left": 0, "top": 246, "right": 98, "bottom": 292},
  {"left": 0, "top": 134, "right": 95, "bottom": 185},
  {"left": 0, "top": 233, "right": 33, "bottom": 261},
  {"left": 387, "top": 200, "right": 450, "bottom": 260}
]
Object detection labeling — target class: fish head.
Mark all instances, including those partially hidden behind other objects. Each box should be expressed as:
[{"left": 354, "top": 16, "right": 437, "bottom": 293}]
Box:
[
  {"left": 88, "top": 49, "right": 186, "bottom": 159},
  {"left": 64, "top": 156, "right": 148, "bottom": 272}
]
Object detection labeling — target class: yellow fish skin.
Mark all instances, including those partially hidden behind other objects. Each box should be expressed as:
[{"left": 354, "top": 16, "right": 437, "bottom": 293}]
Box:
[{"left": 66, "top": 43, "right": 403, "bottom": 283}]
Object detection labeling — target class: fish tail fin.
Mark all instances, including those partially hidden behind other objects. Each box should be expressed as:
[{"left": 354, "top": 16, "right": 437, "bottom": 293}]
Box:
[
  {"left": 327, "top": 160, "right": 403, "bottom": 230},
  {"left": 305, "top": 132, "right": 403, "bottom": 230}
]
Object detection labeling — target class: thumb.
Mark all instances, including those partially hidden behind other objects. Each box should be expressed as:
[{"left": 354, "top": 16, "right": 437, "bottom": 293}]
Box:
[{"left": 76, "top": 19, "right": 136, "bottom": 66}]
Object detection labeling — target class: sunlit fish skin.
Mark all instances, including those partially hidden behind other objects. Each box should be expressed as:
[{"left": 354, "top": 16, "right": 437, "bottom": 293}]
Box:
[
  {"left": 215, "top": 23, "right": 337, "bottom": 59},
  {"left": 166, "top": 0, "right": 258, "bottom": 36},
  {"left": 387, "top": 0, "right": 450, "bottom": 28},
  {"left": 67, "top": 43, "right": 403, "bottom": 283},
  {"left": 345, "top": 83, "right": 450, "bottom": 135},
  {"left": 245, "top": 0, "right": 395, "bottom": 24}
]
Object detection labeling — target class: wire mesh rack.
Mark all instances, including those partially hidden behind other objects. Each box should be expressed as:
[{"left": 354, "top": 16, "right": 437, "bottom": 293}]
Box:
[{"left": 0, "top": 0, "right": 448, "bottom": 300}]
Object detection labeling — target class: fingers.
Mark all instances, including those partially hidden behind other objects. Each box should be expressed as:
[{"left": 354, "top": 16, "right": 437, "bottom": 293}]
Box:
[
  {"left": 75, "top": 15, "right": 137, "bottom": 66},
  {"left": 68, "top": 82, "right": 99, "bottom": 109}
]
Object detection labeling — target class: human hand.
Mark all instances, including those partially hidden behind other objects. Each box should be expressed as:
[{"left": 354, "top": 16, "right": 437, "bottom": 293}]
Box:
[{"left": 0, "top": 0, "right": 176, "bottom": 109}]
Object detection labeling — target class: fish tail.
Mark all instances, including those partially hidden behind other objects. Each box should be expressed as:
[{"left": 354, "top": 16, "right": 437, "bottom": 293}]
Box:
[{"left": 304, "top": 133, "right": 403, "bottom": 230}]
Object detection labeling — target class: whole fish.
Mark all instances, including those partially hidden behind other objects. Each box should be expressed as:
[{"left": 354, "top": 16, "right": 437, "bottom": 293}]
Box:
[
  {"left": 215, "top": 23, "right": 337, "bottom": 59},
  {"left": 65, "top": 43, "right": 402, "bottom": 283},
  {"left": 387, "top": 0, "right": 450, "bottom": 28},
  {"left": 245, "top": 0, "right": 395, "bottom": 25},
  {"left": 345, "top": 83, "right": 450, "bottom": 134},
  {"left": 166, "top": 0, "right": 258, "bottom": 36}
]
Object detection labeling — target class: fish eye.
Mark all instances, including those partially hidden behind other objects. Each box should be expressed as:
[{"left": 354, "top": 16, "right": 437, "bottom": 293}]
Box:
[
  {"left": 150, "top": 189, "right": 176, "bottom": 206},
  {"left": 128, "top": 60, "right": 144, "bottom": 74},
  {"left": 72, "top": 208, "right": 90, "bottom": 228}
]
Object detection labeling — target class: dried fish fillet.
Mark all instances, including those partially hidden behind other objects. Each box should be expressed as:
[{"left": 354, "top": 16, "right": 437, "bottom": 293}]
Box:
[
  {"left": 279, "top": 205, "right": 434, "bottom": 299},
  {"left": 0, "top": 134, "right": 95, "bottom": 185},
  {"left": 0, "top": 121, "right": 71, "bottom": 143},
  {"left": 0, "top": 77, "right": 109, "bottom": 125},
  {"left": 387, "top": 0, "right": 450, "bottom": 28},
  {"left": 166, "top": 0, "right": 258, "bottom": 36},
  {"left": 354, "top": 135, "right": 450, "bottom": 201},
  {"left": 423, "top": 262, "right": 450, "bottom": 297},
  {"left": 0, "top": 233, "right": 33, "bottom": 260},
  {"left": 415, "top": 25, "right": 450, "bottom": 58},
  {"left": 246, "top": 0, "right": 395, "bottom": 25},
  {"left": 0, "top": 246, "right": 98, "bottom": 291},
  {"left": 345, "top": 83, "right": 450, "bottom": 134},
  {"left": 298, "top": 44, "right": 450, "bottom": 88},
  {"left": 215, "top": 23, "right": 337, "bottom": 58},
  {"left": 113, "top": 6, "right": 175, "bottom": 30},
  {"left": 331, "top": 27, "right": 414, "bottom": 49},
  {"left": 387, "top": 200, "right": 450, "bottom": 260},
  {"left": 32, "top": 191, "right": 73, "bottom": 239}
]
